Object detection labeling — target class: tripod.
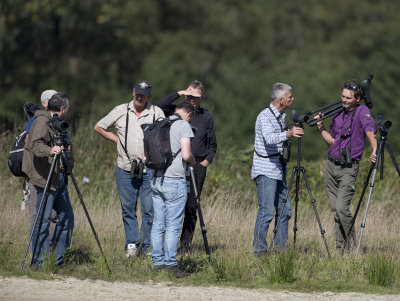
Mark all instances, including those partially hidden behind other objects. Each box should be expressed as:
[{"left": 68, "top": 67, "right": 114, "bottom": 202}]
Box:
[
  {"left": 21, "top": 143, "right": 111, "bottom": 274},
  {"left": 351, "top": 117, "right": 400, "bottom": 258},
  {"left": 269, "top": 123, "right": 331, "bottom": 258},
  {"left": 189, "top": 166, "right": 211, "bottom": 258}
]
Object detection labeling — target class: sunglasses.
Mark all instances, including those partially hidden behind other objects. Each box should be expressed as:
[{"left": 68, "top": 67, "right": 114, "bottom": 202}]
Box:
[{"left": 343, "top": 82, "right": 357, "bottom": 91}]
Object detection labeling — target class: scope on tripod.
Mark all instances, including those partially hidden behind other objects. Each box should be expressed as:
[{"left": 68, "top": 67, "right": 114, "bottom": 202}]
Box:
[
  {"left": 377, "top": 113, "right": 392, "bottom": 131},
  {"left": 51, "top": 114, "right": 69, "bottom": 132},
  {"left": 291, "top": 108, "right": 309, "bottom": 124}
]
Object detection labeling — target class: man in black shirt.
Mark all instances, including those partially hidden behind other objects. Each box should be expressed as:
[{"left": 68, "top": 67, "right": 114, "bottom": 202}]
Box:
[{"left": 157, "top": 80, "right": 217, "bottom": 252}]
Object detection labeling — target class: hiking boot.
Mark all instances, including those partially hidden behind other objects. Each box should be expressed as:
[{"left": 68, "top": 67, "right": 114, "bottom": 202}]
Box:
[
  {"left": 165, "top": 265, "right": 189, "bottom": 278},
  {"left": 153, "top": 264, "right": 165, "bottom": 272},
  {"left": 126, "top": 243, "right": 138, "bottom": 258}
]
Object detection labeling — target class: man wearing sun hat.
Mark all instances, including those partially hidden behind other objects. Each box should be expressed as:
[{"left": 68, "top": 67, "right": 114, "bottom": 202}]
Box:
[{"left": 94, "top": 80, "right": 165, "bottom": 258}]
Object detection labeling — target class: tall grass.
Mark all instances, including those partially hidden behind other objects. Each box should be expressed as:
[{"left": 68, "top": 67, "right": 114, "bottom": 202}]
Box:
[
  {"left": 0, "top": 125, "right": 399, "bottom": 293},
  {"left": 367, "top": 254, "right": 396, "bottom": 287}
]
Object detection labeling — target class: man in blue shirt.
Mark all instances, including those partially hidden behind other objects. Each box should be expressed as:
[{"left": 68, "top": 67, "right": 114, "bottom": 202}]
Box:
[{"left": 251, "top": 83, "right": 304, "bottom": 255}]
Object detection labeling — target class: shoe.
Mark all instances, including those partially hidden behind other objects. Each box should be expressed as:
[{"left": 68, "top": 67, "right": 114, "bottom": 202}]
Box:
[
  {"left": 165, "top": 265, "right": 189, "bottom": 278},
  {"left": 153, "top": 264, "right": 165, "bottom": 272},
  {"left": 126, "top": 243, "right": 138, "bottom": 258}
]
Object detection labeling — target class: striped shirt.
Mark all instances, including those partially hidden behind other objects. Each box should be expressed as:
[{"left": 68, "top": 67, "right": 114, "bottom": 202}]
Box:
[{"left": 251, "top": 104, "right": 288, "bottom": 180}]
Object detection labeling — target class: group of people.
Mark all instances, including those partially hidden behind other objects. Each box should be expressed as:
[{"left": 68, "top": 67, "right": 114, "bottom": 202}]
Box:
[
  {"left": 252, "top": 81, "right": 376, "bottom": 255},
  {"left": 21, "top": 77, "right": 376, "bottom": 273},
  {"left": 94, "top": 79, "right": 217, "bottom": 275}
]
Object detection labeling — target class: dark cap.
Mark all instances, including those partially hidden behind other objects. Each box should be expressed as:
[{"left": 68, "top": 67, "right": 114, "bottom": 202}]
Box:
[{"left": 135, "top": 80, "right": 152, "bottom": 96}]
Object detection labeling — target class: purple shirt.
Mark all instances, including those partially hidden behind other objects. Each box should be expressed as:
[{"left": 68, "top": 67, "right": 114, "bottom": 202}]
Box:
[{"left": 328, "top": 105, "right": 375, "bottom": 161}]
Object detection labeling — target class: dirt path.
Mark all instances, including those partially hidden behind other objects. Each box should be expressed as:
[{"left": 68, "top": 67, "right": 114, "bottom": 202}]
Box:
[{"left": 1, "top": 276, "right": 399, "bottom": 301}]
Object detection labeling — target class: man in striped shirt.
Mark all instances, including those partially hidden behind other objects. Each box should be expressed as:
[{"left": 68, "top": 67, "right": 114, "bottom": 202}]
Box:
[{"left": 251, "top": 83, "right": 304, "bottom": 255}]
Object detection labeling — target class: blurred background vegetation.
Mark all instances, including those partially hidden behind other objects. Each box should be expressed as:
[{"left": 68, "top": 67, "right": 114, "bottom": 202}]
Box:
[{"left": 1, "top": 0, "right": 400, "bottom": 163}]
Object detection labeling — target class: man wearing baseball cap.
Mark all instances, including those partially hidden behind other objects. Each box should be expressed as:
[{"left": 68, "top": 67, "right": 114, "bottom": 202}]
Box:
[{"left": 94, "top": 80, "right": 165, "bottom": 258}]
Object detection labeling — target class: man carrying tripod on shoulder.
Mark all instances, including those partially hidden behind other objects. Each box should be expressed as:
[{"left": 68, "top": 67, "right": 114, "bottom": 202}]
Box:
[
  {"left": 22, "top": 92, "right": 74, "bottom": 268},
  {"left": 251, "top": 83, "right": 303, "bottom": 256},
  {"left": 314, "top": 80, "right": 376, "bottom": 254}
]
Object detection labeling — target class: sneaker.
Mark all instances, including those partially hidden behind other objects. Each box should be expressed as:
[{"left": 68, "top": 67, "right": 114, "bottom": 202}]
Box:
[
  {"left": 165, "top": 265, "right": 189, "bottom": 278},
  {"left": 126, "top": 243, "right": 138, "bottom": 258}
]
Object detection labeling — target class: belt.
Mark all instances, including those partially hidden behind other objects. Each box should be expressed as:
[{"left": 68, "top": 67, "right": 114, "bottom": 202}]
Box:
[{"left": 328, "top": 156, "right": 359, "bottom": 166}]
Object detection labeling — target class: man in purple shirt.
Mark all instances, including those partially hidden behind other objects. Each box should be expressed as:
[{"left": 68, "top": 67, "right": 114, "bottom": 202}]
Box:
[{"left": 315, "top": 80, "right": 377, "bottom": 254}]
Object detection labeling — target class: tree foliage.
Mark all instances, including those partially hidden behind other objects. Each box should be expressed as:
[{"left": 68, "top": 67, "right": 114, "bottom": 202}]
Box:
[{"left": 1, "top": 0, "right": 400, "bottom": 159}]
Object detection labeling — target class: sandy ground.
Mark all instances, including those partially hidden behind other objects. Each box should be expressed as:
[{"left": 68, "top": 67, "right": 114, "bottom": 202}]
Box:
[{"left": 1, "top": 276, "right": 399, "bottom": 301}]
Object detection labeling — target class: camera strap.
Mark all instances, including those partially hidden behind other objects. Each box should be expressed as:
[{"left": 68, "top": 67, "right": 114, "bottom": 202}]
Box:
[
  {"left": 120, "top": 104, "right": 156, "bottom": 164},
  {"left": 338, "top": 105, "right": 358, "bottom": 155},
  {"left": 254, "top": 106, "right": 285, "bottom": 159}
]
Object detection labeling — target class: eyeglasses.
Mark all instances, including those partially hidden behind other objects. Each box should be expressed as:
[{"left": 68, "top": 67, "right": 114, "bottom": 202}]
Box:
[{"left": 343, "top": 82, "right": 357, "bottom": 91}]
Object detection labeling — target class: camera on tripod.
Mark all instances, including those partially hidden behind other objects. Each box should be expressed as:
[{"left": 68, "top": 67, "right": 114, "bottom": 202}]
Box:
[
  {"left": 131, "top": 160, "right": 145, "bottom": 180},
  {"left": 49, "top": 114, "right": 71, "bottom": 146},
  {"left": 377, "top": 112, "right": 392, "bottom": 135}
]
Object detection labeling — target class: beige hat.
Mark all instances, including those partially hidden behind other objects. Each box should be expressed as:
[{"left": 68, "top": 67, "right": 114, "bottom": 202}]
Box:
[{"left": 40, "top": 90, "right": 58, "bottom": 104}]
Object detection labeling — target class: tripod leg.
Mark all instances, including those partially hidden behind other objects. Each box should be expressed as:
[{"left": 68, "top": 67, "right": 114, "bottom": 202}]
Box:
[
  {"left": 20, "top": 154, "right": 59, "bottom": 271},
  {"left": 62, "top": 151, "right": 111, "bottom": 275},
  {"left": 268, "top": 167, "right": 296, "bottom": 254},
  {"left": 189, "top": 167, "right": 211, "bottom": 258},
  {"left": 341, "top": 164, "right": 374, "bottom": 254},
  {"left": 355, "top": 146, "right": 382, "bottom": 258},
  {"left": 293, "top": 169, "right": 300, "bottom": 245},
  {"left": 301, "top": 167, "right": 331, "bottom": 258}
]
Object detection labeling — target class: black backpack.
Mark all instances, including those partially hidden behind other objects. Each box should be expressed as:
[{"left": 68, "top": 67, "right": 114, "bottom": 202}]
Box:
[
  {"left": 8, "top": 103, "right": 41, "bottom": 177},
  {"left": 8, "top": 129, "right": 28, "bottom": 177},
  {"left": 141, "top": 114, "right": 182, "bottom": 181}
]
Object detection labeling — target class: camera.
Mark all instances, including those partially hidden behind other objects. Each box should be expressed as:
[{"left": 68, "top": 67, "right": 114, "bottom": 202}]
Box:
[
  {"left": 51, "top": 114, "right": 69, "bottom": 132},
  {"left": 339, "top": 148, "right": 352, "bottom": 166},
  {"left": 280, "top": 140, "right": 291, "bottom": 164},
  {"left": 377, "top": 113, "right": 392, "bottom": 131},
  {"left": 131, "top": 160, "right": 145, "bottom": 180}
]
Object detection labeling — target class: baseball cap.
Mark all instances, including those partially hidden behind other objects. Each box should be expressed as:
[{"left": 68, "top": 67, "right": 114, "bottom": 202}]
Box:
[
  {"left": 135, "top": 80, "right": 152, "bottom": 96},
  {"left": 41, "top": 90, "right": 58, "bottom": 104}
]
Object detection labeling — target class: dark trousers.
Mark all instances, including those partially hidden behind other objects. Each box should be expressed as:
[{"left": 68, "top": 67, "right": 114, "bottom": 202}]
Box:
[{"left": 180, "top": 162, "right": 207, "bottom": 249}]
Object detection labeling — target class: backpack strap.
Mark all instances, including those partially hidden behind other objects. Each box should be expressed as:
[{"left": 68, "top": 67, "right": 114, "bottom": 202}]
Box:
[{"left": 157, "top": 114, "right": 183, "bottom": 185}]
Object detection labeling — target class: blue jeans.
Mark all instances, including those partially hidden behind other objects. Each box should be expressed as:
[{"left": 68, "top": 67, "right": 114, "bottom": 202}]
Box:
[
  {"left": 32, "top": 173, "right": 74, "bottom": 267},
  {"left": 116, "top": 167, "right": 153, "bottom": 250},
  {"left": 253, "top": 175, "right": 292, "bottom": 254},
  {"left": 151, "top": 177, "right": 187, "bottom": 266}
]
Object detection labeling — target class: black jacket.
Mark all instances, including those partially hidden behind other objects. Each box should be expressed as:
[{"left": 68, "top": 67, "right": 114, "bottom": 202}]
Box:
[{"left": 157, "top": 92, "right": 217, "bottom": 163}]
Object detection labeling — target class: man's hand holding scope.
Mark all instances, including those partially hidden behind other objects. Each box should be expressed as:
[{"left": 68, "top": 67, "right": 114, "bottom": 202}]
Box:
[{"left": 286, "top": 126, "right": 304, "bottom": 138}]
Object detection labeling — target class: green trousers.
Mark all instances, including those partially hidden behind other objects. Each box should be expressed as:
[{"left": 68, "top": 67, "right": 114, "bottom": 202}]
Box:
[{"left": 325, "top": 160, "right": 359, "bottom": 253}]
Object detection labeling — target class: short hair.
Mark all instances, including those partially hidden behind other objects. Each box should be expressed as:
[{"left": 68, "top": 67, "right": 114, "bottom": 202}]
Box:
[
  {"left": 344, "top": 80, "right": 362, "bottom": 99},
  {"left": 188, "top": 80, "right": 205, "bottom": 97},
  {"left": 270, "top": 83, "right": 292, "bottom": 102},
  {"left": 176, "top": 100, "right": 195, "bottom": 115},
  {"left": 47, "top": 92, "right": 70, "bottom": 112}
]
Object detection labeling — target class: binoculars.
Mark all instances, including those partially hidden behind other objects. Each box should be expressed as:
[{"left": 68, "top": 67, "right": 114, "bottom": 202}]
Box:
[
  {"left": 339, "top": 148, "right": 352, "bottom": 166},
  {"left": 131, "top": 160, "right": 145, "bottom": 180}
]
